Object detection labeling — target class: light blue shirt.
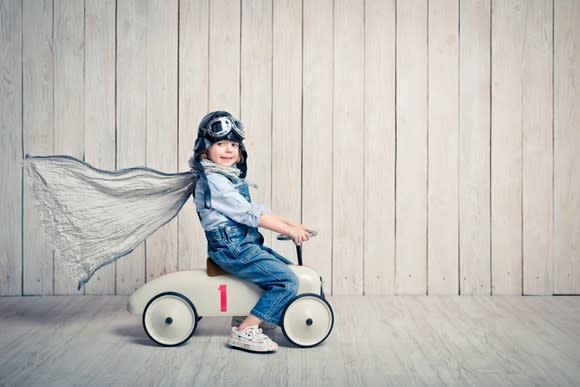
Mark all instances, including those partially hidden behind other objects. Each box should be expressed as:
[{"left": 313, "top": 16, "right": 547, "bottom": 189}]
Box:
[{"left": 194, "top": 172, "right": 269, "bottom": 231}]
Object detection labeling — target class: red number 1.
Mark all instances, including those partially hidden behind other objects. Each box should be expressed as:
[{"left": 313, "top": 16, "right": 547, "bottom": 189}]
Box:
[{"left": 218, "top": 284, "right": 227, "bottom": 312}]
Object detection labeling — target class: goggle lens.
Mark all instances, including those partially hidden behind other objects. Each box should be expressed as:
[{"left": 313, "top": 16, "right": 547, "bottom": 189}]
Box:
[{"left": 206, "top": 116, "right": 245, "bottom": 139}]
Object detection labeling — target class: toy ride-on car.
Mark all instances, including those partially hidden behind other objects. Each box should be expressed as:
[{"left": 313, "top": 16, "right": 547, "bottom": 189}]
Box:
[{"left": 127, "top": 233, "right": 334, "bottom": 348}]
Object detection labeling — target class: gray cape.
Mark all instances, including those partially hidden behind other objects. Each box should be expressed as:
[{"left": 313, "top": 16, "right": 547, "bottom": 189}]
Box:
[{"left": 24, "top": 155, "right": 195, "bottom": 289}]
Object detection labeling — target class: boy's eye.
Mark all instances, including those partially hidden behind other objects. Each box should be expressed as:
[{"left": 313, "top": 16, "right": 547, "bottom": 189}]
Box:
[{"left": 216, "top": 141, "right": 238, "bottom": 148}]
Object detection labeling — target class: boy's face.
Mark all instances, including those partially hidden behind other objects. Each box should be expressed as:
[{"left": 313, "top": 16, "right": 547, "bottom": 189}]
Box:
[{"left": 206, "top": 140, "right": 241, "bottom": 168}]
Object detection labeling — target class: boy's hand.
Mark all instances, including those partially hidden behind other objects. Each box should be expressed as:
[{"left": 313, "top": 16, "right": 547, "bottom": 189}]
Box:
[
  {"left": 291, "top": 225, "right": 312, "bottom": 245},
  {"left": 258, "top": 213, "right": 313, "bottom": 244}
]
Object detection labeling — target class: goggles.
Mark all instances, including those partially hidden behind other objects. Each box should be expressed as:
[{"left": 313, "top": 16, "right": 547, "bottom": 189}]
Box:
[{"left": 205, "top": 116, "right": 245, "bottom": 140}]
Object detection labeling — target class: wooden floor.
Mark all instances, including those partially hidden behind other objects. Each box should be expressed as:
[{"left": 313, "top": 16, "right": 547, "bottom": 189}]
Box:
[{"left": 1, "top": 295, "right": 579, "bottom": 386}]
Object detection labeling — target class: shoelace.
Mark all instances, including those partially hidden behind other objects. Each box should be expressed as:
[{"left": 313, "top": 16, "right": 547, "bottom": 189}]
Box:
[{"left": 244, "top": 326, "right": 270, "bottom": 342}]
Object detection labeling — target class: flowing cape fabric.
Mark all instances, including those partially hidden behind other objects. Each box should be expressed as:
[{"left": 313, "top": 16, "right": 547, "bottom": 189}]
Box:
[{"left": 23, "top": 155, "right": 195, "bottom": 289}]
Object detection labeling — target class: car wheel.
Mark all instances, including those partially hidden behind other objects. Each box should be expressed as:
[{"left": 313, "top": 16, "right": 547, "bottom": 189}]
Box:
[
  {"left": 142, "top": 292, "right": 198, "bottom": 347},
  {"left": 281, "top": 293, "right": 334, "bottom": 348}
]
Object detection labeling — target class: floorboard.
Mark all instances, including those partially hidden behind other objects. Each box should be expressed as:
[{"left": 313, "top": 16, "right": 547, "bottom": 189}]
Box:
[{"left": 1, "top": 295, "right": 579, "bottom": 386}]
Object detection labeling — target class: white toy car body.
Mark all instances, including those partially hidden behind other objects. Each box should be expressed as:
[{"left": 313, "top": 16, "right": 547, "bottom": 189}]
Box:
[{"left": 127, "top": 258, "right": 334, "bottom": 348}]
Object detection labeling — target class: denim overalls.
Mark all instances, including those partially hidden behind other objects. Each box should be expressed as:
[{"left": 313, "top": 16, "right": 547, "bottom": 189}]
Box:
[{"left": 201, "top": 176, "right": 298, "bottom": 326}]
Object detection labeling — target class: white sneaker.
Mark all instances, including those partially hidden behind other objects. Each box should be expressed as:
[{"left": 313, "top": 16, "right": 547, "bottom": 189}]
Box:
[{"left": 228, "top": 325, "right": 278, "bottom": 353}]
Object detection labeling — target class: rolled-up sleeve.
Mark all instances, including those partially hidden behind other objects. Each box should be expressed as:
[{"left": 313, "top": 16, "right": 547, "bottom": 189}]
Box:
[{"left": 206, "top": 174, "right": 269, "bottom": 227}]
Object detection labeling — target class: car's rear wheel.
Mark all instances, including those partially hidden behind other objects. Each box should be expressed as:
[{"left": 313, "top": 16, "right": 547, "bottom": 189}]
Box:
[{"left": 142, "top": 292, "right": 198, "bottom": 346}]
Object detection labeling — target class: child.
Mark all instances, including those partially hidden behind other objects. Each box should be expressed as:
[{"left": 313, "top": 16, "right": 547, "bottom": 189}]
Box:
[
  {"left": 190, "top": 111, "right": 312, "bottom": 353},
  {"left": 24, "top": 110, "right": 310, "bottom": 352}
]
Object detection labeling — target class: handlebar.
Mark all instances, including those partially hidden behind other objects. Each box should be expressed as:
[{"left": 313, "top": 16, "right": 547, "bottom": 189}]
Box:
[
  {"left": 275, "top": 231, "right": 317, "bottom": 266},
  {"left": 276, "top": 230, "right": 318, "bottom": 241}
]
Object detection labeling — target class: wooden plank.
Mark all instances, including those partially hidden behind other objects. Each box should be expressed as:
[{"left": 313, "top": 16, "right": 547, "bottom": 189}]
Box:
[
  {"left": 520, "top": 0, "right": 553, "bottom": 295},
  {"left": 52, "top": 0, "right": 84, "bottom": 159},
  {"left": 333, "top": 0, "right": 364, "bottom": 295},
  {"left": 0, "top": 0, "right": 23, "bottom": 296},
  {"left": 554, "top": 0, "right": 580, "bottom": 294},
  {"left": 428, "top": 0, "right": 459, "bottom": 295},
  {"left": 302, "top": 0, "right": 333, "bottom": 295},
  {"left": 178, "top": 0, "right": 209, "bottom": 270},
  {"left": 240, "top": 0, "right": 273, "bottom": 247},
  {"left": 22, "top": 0, "right": 54, "bottom": 295},
  {"left": 363, "top": 0, "right": 396, "bottom": 295},
  {"left": 459, "top": 0, "right": 491, "bottom": 295},
  {"left": 208, "top": 0, "right": 240, "bottom": 113},
  {"left": 53, "top": 0, "right": 85, "bottom": 295},
  {"left": 271, "top": 0, "right": 302, "bottom": 260},
  {"left": 395, "top": 0, "right": 428, "bottom": 295},
  {"left": 491, "top": 0, "right": 523, "bottom": 295},
  {"left": 84, "top": 0, "right": 116, "bottom": 294},
  {"left": 145, "top": 0, "right": 178, "bottom": 282},
  {"left": 116, "top": 0, "right": 147, "bottom": 295}
]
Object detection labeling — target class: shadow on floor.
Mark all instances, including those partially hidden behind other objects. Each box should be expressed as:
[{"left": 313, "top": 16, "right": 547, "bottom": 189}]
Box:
[{"left": 113, "top": 324, "right": 160, "bottom": 347}]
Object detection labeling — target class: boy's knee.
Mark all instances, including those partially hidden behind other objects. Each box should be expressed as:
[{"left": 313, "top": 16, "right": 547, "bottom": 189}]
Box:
[{"left": 286, "top": 271, "right": 299, "bottom": 297}]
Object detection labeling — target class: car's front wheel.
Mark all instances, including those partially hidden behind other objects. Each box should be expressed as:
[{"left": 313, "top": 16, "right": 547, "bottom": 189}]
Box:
[{"left": 281, "top": 293, "right": 334, "bottom": 348}]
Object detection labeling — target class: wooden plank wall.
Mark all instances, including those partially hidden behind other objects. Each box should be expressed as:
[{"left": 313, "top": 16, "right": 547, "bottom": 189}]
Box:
[
  {"left": 554, "top": 0, "right": 580, "bottom": 294},
  {"left": 428, "top": 0, "right": 459, "bottom": 295},
  {"left": 0, "top": 0, "right": 578, "bottom": 296}
]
